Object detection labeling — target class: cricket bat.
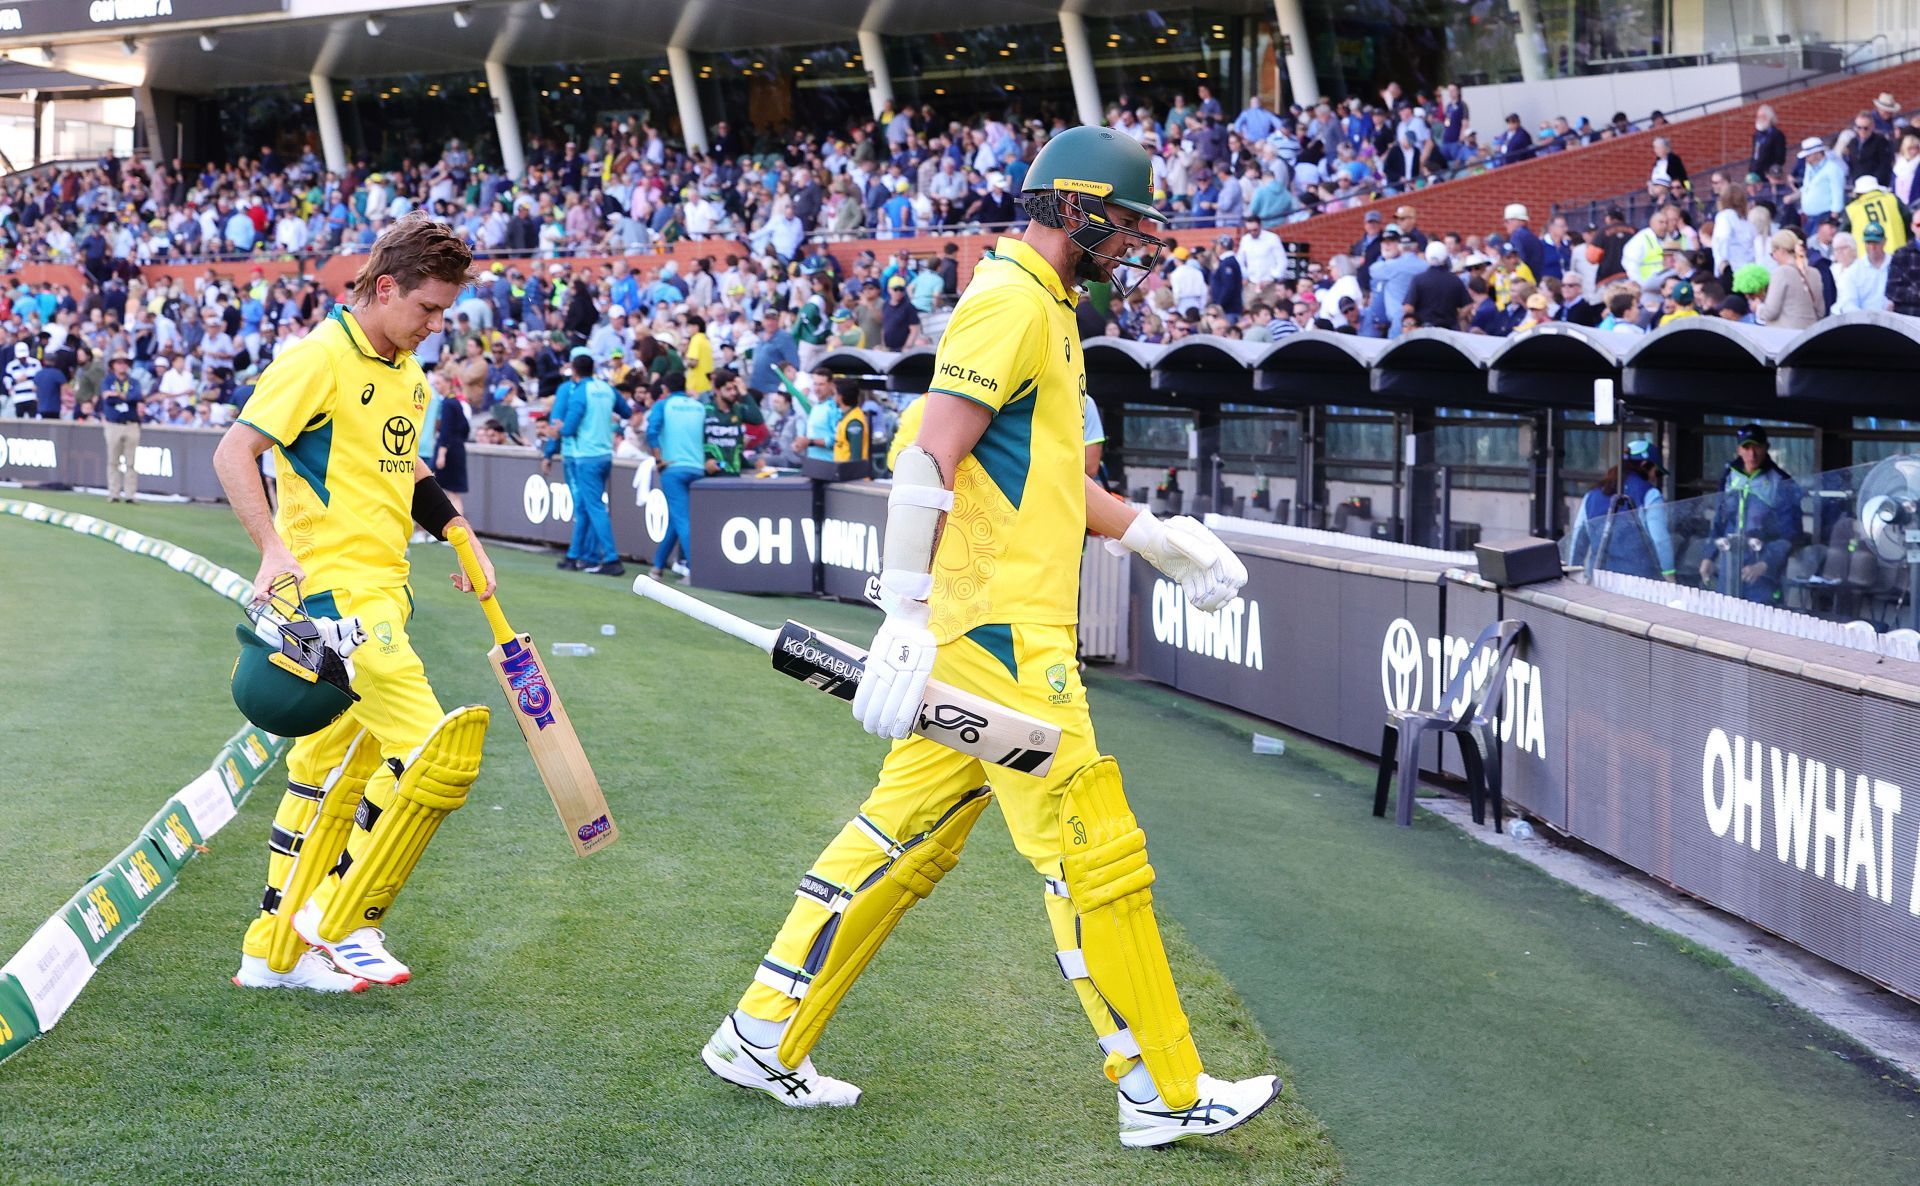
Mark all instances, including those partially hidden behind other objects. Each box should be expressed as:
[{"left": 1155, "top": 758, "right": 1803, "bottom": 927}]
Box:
[
  {"left": 448, "top": 526, "right": 618, "bottom": 857},
  {"left": 632, "top": 575, "right": 1059, "bottom": 776}
]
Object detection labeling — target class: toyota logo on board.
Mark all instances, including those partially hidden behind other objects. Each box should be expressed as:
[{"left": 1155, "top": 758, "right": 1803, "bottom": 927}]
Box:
[{"left": 1380, "top": 617, "right": 1423, "bottom": 712}]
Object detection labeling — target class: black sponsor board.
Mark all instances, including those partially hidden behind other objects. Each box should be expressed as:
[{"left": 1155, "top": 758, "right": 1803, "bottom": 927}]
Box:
[
  {"left": 819, "top": 482, "right": 887, "bottom": 602},
  {"left": 687, "top": 477, "right": 815, "bottom": 593}
]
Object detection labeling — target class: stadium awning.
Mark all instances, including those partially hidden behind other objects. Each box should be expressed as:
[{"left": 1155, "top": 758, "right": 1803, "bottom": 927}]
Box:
[
  {"left": 1772, "top": 311, "right": 1920, "bottom": 416},
  {"left": 1486, "top": 322, "right": 1624, "bottom": 412},
  {"left": 1082, "top": 335, "right": 1163, "bottom": 404},
  {"left": 1620, "top": 318, "right": 1796, "bottom": 417},
  {"left": 1252, "top": 332, "right": 1385, "bottom": 406},
  {"left": 1369, "top": 330, "right": 1499, "bottom": 410},
  {"left": 1149, "top": 335, "right": 1267, "bottom": 405}
]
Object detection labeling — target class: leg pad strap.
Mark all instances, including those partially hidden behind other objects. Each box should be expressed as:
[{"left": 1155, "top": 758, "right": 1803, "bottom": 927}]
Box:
[
  {"left": 773, "top": 787, "right": 992, "bottom": 1069},
  {"left": 313, "top": 706, "right": 488, "bottom": 942},
  {"left": 264, "top": 730, "right": 381, "bottom": 973}
]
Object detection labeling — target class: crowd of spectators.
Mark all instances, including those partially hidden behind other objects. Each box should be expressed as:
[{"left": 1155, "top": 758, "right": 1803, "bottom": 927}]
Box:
[
  {"left": 0, "top": 78, "right": 1815, "bottom": 277},
  {"left": 4, "top": 79, "right": 1918, "bottom": 495}
]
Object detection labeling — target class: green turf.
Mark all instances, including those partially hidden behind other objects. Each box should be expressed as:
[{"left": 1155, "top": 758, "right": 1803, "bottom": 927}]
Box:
[
  {"left": 1095, "top": 680, "right": 1920, "bottom": 1186},
  {"left": 0, "top": 491, "right": 1333, "bottom": 1186},
  {"left": 4, "top": 489, "right": 1917, "bottom": 1185}
]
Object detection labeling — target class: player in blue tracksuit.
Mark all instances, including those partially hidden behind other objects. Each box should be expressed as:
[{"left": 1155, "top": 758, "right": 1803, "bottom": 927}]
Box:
[
  {"left": 546, "top": 349, "right": 632, "bottom": 575},
  {"left": 644, "top": 371, "right": 708, "bottom": 579}
]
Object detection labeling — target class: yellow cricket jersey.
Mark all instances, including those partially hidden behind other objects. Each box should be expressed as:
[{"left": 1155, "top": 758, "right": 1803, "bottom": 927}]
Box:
[
  {"left": 684, "top": 331, "right": 714, "bottom": 394},
  {"left": 1846, "top": 190, "right": 1909, "bottom": 251},
  {"left": 899, "top": 236, "right": 1087, "bottom": 644},
  {"left": 237, "top": 306, "right": 431, "bottom": 593}
]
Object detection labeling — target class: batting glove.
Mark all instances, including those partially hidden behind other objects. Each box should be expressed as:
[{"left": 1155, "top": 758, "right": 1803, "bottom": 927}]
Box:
[
  {"left": 1116, "top": 509, "right": 1248, "bottom": 612},
  {"left": 852, "top": 572, "right": 938, "bottom": 740}
]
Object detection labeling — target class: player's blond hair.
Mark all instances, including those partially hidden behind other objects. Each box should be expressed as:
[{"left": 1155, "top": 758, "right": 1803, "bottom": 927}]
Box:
[{"left": 350, "top": 212, "right": 473, "bottom": 303}]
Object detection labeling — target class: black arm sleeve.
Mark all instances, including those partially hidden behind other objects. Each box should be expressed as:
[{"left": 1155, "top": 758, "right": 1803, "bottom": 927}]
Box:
[{"left": 412, "top": 473, "right": 459, "bottom": 540}]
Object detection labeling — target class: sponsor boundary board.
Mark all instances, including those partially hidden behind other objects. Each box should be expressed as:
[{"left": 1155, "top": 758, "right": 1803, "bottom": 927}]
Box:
[
  {"left": 1131, "top": 520, "right": 1920, "bottom": 1005},
  {"left": 0, "top": 500, "right": 290, "bottom": 1067}
]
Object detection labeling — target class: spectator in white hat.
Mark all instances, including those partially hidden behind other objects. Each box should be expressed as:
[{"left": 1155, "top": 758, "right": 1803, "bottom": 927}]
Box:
[
  {"left": 1798, "top": 136, "right": 1846, "bottom": 222},
  {"left": 1504, "top": 203, "right": 1547, "bottom": 279}
]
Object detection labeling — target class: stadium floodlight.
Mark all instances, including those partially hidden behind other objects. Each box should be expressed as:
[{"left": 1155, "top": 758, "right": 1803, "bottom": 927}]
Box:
[
  {"left": 365, "top": 16, "right": 387, "bottom": 36},
  {"left": 538, "top": 1, "right": 559, "bottom": 19},
  {"left": 198, "top": 33, "right": 218, "bottom": 52},
  {"left": 453, "top": 5, "right": 473, "bottom": 28}
]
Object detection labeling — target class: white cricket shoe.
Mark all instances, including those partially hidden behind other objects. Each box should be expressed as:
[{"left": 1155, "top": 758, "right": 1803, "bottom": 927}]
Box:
[
  {"left": 291, "top": 901, "right": 412, "bottom": 986},
  {"left": 670, "top": 560, "right": 691, "bottom": 580},
  {"left": 231, "top": 951, "right": 368, "bottom": 994},
  {"left": 1118, "top": 1072, "right": 1284, "bottom": 1148},
  {"left": 701, "top": 1015, "right": 862, "bottom": 1108}
]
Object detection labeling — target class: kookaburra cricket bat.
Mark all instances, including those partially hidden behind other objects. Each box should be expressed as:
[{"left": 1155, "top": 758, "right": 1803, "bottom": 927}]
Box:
[
  {"left": 449, "top": 526, "right": 617, "bottom": 857},
  {"left": 632, "top": 575, "right": 1059, "bottom": 776}
]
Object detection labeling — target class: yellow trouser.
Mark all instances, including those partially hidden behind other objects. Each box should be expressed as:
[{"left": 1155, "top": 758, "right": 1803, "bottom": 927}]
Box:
[
  {"left": 242, "top": 585, "right": 446, "bottom": 958},
  {"left": 739, "top": 622, "right": 1169, "bottom": 1076}
]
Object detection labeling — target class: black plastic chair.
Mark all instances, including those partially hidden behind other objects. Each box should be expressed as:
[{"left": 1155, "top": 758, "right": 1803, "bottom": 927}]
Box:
[{"left": 1372, "top": 619, "right": 1529, "bottom": 830}]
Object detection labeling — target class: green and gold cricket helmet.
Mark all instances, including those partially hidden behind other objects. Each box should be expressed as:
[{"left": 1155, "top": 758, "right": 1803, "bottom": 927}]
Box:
[
  {"left": 1022, "top": 125, "right": 1169, "bottom": 290},
  {"left": 231, "top": 617, "right": 358, "bottom": 738}
]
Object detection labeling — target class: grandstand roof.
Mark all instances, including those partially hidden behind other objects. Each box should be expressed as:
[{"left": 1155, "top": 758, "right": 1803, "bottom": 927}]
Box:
[
  {"left": 2, "top": 0, "right": 1264, "bottom": 94},
  {"left": 799, "top": 315, "right": 1916, "bottom": 422}
]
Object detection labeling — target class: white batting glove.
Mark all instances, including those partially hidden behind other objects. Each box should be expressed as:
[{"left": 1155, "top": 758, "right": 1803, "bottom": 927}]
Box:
[
  {"left": 313, "top": 614, "right": 367, "bottom": 660},
  {"left": 852, "top": 572, "right": 938, "bottom": 740},
  {"left": 1117, "top": 510, "right": 1248, "bottom": 612}
]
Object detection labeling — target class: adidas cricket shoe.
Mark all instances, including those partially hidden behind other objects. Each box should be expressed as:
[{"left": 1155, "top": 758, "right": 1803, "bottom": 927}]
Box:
[
  {"left": 701, "top": 1015, "right": 862, "bottom": 1108},
  {"left": 1118, "top": 1072, "right": 1284, "bottom": 1149},
  {"left": 291, "top": 901, "right": 411, "bottom": 986},
  {"left": 231, "top": 951, "right": 368, "bottom": 994}
]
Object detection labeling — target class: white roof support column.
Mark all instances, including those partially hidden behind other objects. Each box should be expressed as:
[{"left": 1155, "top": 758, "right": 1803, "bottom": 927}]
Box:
[
  {"left": 1058, "top": 8, "right": 1103, "bottom": 127},
  {"left": 309, "top": 72, "right": 348, "bottom": 175},
  {"left": 484, "top": 57, "right": 526, "bottom": 179},
  {"left": 1271, "top": 0, "right": 1321, "bottom": 106},
  {"left": 858, "top": 29, "right": 893, "bottom": 119},
  {"left": 666, "top": 45, "right": 708, "bottom": 156}
]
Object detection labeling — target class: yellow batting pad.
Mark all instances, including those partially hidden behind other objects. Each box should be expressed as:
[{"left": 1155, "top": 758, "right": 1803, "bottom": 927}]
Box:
[
  {"left": 314, "top": 706, "right": 488, "bottom": 942},
  {"left": 775, "top": 788, "right": 993, "bottom": 1069},
  {"left": 263, "top": 729, "right": 383, "bottom": 973},
  {"left": 1058, "top": 757, "right": 1202, "bottom": 1110}
]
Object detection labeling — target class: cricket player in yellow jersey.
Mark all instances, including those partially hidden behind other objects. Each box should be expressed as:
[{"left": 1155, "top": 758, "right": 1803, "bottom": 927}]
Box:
[
  {"left": 703, "top": 127, "right": 1281, "bottom": 1148},
  {"left": 214, "top": 213, "right": 498, "bottom": 993}
]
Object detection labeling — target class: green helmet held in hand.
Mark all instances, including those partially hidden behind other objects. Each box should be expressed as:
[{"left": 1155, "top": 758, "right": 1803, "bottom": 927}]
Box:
[
  {"left": 231, "top": 580, "right": 364, "bottom": 738},
  {"left": 1020, "top": 125, "right": 1171, "bottom": 296}
]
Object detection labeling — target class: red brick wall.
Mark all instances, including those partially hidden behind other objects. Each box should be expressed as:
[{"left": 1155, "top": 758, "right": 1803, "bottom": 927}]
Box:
[{"left": 1268, "top": 60, "right": 1920, "bottom": 260}]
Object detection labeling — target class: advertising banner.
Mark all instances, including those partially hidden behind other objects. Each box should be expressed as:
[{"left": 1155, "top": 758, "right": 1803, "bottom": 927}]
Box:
[
  {"left": 61, "top": 871, "right": 143, "bottom": 966},
  {"left": 106, "top": 838, "right": 176, "bottom": 920},
  {"left": 142, "top": 800, "right": 206, "bottom": 873},
  {"left": 0, "top": 974, "right": 38, "bottom": 1062},
  {"left": 687, "top": 478, "right": 817, "bottom": 594},
  {"left": 1, "top": 917, "right": 92, "bottom": 1029},
  {"left": 1132, "top": 539, "right": 1454, "bottom": 771},
  {"left": 819, "top": 483, "right": 887, "bottom": 601}
]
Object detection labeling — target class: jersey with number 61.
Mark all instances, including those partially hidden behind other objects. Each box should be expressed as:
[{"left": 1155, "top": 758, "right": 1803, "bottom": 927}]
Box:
[
  {"left": 906, "top": 236, "right": 1087, "bottom": 645},
  {"left": 236, "top": 306, "right": 431, "bottom": 593}
]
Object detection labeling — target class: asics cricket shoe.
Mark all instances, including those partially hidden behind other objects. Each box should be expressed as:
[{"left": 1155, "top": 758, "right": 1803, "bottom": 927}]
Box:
[
  {"left": 291, "top": 901, "right": 411, "bottom": 986},
  {"left": 1118, "top": 1072, "right": 1284, "bottom": 1149},
  {"left": 231, "top": 951, "right": 368, "bottom": 994},
  {"left": 701, "top": 1015, "right": 862, "bottom": 1108}
]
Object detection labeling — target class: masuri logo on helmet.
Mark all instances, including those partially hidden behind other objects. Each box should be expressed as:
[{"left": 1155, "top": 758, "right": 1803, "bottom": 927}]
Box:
[{"left": 1021, "top": 126, "right": 1170, "bottom": 298}]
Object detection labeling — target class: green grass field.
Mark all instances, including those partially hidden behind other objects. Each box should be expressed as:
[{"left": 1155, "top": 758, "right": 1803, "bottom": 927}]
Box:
[{"left": 2, "top": 489, "right": 1916, "bottom": 1186}]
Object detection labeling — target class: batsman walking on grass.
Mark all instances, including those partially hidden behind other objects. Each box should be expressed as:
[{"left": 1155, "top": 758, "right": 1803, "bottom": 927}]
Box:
[
  {"left": 212, "top": 214, "right": 497, "bottom": 994},
  {"left": 703, "top": 127, "right": 1283, "bottom": 1149}
]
